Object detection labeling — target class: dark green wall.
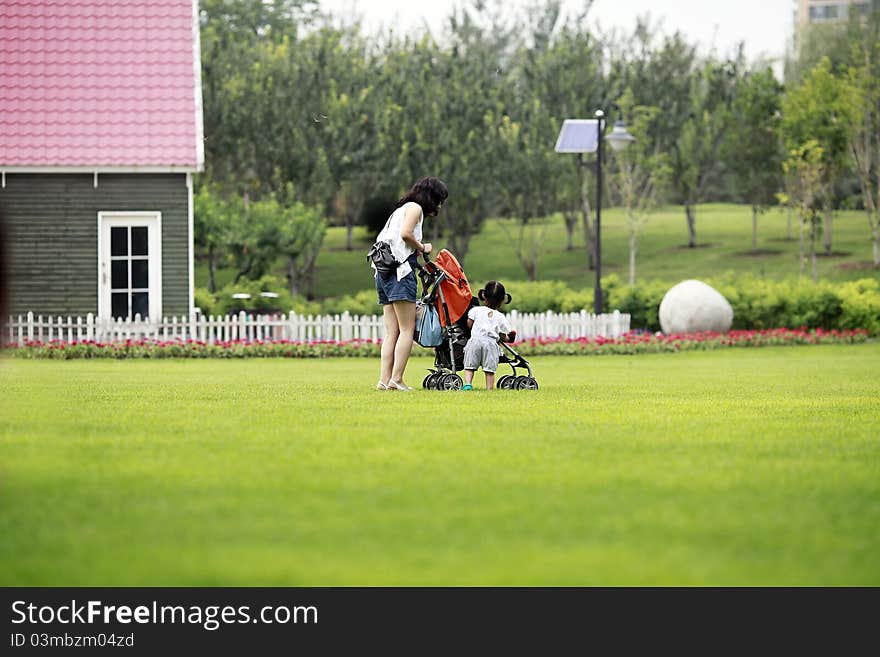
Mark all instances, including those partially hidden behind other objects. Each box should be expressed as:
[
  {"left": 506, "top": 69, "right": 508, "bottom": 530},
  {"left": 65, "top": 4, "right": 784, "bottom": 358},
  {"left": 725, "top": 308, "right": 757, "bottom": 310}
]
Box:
[{"left": 1, "top": 173, "right": 190, "bottom": 317}]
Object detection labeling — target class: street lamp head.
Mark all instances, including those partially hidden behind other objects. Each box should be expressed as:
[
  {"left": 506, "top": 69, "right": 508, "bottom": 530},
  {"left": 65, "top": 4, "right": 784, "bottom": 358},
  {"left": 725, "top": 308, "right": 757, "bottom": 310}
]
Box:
[
  {"left": 594, "top": 109, "right": 605, "bottom": 119},
  {"left": 606, "top": 120, "right": 636, "bottom": 152}
]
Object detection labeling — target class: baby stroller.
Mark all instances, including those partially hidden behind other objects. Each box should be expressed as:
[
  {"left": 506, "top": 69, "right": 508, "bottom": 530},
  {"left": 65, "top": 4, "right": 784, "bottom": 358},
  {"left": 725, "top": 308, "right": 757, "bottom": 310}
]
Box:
[
  {"left": 416, "top": 249, "right": 538, "bottom": 391},
  {"left": 496, "top": 341, "right": 539, "bottom": 390}
]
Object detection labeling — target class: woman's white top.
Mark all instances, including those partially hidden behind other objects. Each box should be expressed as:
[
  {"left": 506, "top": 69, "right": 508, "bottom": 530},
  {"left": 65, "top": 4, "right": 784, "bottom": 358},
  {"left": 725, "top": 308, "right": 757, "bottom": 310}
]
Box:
[{"left": 375, "top": 201, "right": 423, "bottom": 280}]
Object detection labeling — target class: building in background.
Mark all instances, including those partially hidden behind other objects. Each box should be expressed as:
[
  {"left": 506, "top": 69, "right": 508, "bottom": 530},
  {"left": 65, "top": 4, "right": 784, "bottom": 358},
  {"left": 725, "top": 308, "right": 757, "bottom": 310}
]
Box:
[
  {"left": 0, "top": 0, "right": 204, "bottom": 321},
  {"left": 794, "top": 0, "right": 877, "bottom": 47}
]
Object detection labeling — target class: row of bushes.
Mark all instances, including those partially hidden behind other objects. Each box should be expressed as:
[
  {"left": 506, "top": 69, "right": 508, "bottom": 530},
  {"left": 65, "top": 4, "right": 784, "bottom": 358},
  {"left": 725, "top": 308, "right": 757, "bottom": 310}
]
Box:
[
  {"left": 607, "top": 275, "right": 880, "bottom": 335},
  {"left": 4, "top": 329, "right": 869, "bottom": 359},
  {"left": 194, "top": 274, "right": 880, "bottom": 335}
]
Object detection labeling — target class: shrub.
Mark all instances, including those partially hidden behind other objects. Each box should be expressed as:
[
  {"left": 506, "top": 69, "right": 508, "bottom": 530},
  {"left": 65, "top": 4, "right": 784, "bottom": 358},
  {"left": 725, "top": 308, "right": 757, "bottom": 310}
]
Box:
[
  {"left": 193, "top": 287, "right": 217, "bottom": 316},
  {"left": 504, "top": 280, "right": 573, "bottom": 313},
  {"left": 836, "top": 279, "right": 880, "bottom": 334},
  {"left": 299, "top": 276, "right": 880, "bottom": 334},
  {"left": 214, "top": 276, "right": 320, "bottom": 316},
  {"left": 606, "top": 278, "right": 669, "bottom": 330},
  {"left": 321, "top": 289, "right": 382, "bottom": 316}
]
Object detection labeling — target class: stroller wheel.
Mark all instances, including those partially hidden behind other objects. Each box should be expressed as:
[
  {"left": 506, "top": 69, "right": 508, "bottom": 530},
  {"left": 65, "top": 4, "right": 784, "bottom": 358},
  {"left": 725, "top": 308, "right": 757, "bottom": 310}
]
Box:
[
  {"left": 513, "top": 375, "right": 534, "bottom": 390},
  {"left": 439, "top": 373, "right": 463, "bottom": 390},
  {"left": 425, "top": 372, "right": 442, "bottom": 390},
  {"left": 515, "top": 376, "right": 539, "bottom": 390},
  {"left": 497, "top": 375, "right": 515, "bottom": 389}
]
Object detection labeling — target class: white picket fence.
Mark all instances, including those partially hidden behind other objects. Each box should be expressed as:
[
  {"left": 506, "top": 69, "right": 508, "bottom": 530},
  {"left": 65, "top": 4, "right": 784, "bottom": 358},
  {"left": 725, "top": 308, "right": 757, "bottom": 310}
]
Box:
[{"left": 4, "top": 309, "right": 630, "bottom": 345}]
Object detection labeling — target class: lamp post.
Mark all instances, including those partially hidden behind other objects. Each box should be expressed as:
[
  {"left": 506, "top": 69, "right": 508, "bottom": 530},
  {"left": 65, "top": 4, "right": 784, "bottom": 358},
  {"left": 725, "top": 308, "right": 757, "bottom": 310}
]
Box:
[
  {"left": 556, "top": 112, "right": 635, "bottom": 314},
  {"left": 593, "top": 110, "right": 605, "bottom": 314}
]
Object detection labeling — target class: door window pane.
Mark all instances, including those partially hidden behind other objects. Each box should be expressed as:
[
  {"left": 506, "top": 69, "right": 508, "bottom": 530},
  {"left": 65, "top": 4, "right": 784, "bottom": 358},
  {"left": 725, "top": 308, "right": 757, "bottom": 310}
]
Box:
[
  {"left": 111, "top": 260, "right": 128, "bottom": 289},
  {"left": 111, "top": 226, "right": 128, "bottom": 256},
  {"left": 131, "top": 259, "right": 149, "bottom": 288},
  {"left": 112, "top": 292, "right": 128, "bottom": 319},
  {"left": 131, "top": 227, "right": 148, "bottom": 256},
  {"left": 132, "top": 293, "right": 149, "bottom": 318}
]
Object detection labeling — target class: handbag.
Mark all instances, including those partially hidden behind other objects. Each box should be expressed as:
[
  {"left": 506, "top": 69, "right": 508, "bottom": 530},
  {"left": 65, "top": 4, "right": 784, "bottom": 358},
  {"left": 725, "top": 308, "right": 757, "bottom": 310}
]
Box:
[
  {"left": 415, "top": 301, "right": 443, "bottom": 347},
  {"left": 367, "top": 240, "right": 399, "bottom": 275}
]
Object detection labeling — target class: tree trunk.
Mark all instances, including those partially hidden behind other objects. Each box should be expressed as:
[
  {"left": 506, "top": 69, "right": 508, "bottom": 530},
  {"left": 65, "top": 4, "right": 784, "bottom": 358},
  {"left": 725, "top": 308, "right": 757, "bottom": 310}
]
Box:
[
  {"left": 823, "top": 205, "right": 833, "bottom": 256},
  {"left": 810, "top": 225, "right": 818, "bottom": 283},
  {"left": 577, "top": 160, "right": 596, "bottom": 270},
  {"left": 447, "top": 222, "right": 472, "bottom": 265},
  {"left": 799, "top": 213, "right": 806, "bottom": 277},
  {"left": 752, "top": 206, "right": 759, "bottom": 252},
  {"left": 233, "top": 255, "right": 254, "bottom": 285},
  {"left": 345, "top": 194, "right": 368, "bottom": 251},
  {"left": 629, "top": 230, "right": 637, "bottom": 285},
  {"left": 685, "top": 203, "right": 697, "bottom": 248},
  {"left": 787, "top": 205, "right": 793, "bottom": 240},
  {"left": 866, "top": 190, "right": 879, "bottom": 265},
  {"left": 563, "top": 211, "right": 577, "bottom": 251},
  {"left": 208, "top": 245, "right": 217, "bottom": 293},
  {"left": 286, "top": 258, "right": 300, "bottom": 297}
]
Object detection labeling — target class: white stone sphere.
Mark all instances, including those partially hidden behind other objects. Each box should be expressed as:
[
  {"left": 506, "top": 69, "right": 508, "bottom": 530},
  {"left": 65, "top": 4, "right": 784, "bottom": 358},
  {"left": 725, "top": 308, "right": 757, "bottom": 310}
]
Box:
[{"left": 658, "top": 280, "right": 733, "bottom": 334}]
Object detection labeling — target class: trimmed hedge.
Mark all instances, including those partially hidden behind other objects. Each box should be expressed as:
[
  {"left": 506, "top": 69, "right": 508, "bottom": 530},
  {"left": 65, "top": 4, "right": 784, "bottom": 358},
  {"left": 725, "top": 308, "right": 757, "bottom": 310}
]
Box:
[
  {"left": 502, "top": 275, "right": 880, "bottom": 336},
  {"left": 607, "top": 275, "right": 880, "bottom": 336},
  {"left": 198, "top": 274, "right": 880, "bottom": 335}
]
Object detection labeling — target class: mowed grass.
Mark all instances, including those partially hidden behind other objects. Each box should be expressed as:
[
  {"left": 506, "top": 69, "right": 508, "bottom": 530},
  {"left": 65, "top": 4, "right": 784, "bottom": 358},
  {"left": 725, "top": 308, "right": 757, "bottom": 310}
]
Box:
[{"left": 1, "top": 345, "right": 879, "bottom": 586}]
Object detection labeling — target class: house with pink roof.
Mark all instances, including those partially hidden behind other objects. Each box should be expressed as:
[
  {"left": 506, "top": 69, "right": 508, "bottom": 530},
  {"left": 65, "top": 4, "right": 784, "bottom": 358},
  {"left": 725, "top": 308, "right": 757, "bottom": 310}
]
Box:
[{"left": 0, "top": 0, "right": 204, "bottom": 321}]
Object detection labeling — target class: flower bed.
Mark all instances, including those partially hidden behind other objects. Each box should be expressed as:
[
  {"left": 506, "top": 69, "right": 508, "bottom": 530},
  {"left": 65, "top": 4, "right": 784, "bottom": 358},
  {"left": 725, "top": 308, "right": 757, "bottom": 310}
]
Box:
[
  {"left": 514, "top": 328, "right": 870, "bottom": 355},
  {"left": 1, "top": 328, "right": 869, "bottom": 359}
]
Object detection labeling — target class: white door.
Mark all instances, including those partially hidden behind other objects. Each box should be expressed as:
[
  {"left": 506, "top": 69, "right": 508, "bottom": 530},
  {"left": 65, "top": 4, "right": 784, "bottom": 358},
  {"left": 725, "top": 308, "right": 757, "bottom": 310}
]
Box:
[{"left": 98, "top": 212, "right": 162, "bottom": 320}]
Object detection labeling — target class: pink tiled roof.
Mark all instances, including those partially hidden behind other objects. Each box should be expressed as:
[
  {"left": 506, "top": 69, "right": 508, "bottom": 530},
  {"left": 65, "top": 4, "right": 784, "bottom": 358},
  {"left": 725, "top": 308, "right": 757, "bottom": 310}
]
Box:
[{"left": 0, "top": 0, "right": 203, "bottom": 169}]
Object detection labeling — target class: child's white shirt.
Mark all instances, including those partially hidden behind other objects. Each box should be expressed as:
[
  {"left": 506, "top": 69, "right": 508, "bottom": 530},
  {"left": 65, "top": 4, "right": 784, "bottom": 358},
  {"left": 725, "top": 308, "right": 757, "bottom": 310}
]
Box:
[{"left": 468, "top": 306, "right": 511, "bottom": 341}]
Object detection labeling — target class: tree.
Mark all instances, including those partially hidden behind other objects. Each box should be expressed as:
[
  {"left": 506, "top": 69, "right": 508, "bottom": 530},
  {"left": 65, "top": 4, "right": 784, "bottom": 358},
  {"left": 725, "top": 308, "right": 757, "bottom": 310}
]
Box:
[
  {"left": 606, "top": 94, "right": 671, "bottom": 284},
  {"left": 227, "top": 198, "right": 281, "bottom": 285},
  {"left": 193, "top": 184, "right": 243, "bottom": 293},
  {"left": 783, "top": 141, "right": 826, "bottom": 282},
  {"left": 370, "top": 3, "right": 517, "bottom": 265},
  {"left": 274, "top": 202, "right": 327, "bottom": 297},
  {"left": 495, "top": 104, "right": 564, "bottom": 281},
  {"left": 518, "top": 5, "right": 605, "bottom": 263},
  {"left": 723, "top": 68, "right": 785, "bottom": 252},
  {"left": 199, "top": 0, "right": 313, "bottom": 194},
  {"left": 781, "top": 57, "right": 858, "bottom": 256},
  {"left": 669, "top": 58, "right": 740, "bottom": 247},
  {"left": 846, "top": 17, "right": 880, "bottom": 266}
]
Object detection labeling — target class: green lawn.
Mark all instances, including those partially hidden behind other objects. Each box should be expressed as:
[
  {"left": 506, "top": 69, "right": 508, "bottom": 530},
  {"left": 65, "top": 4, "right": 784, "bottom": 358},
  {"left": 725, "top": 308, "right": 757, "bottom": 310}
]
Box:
[
  {"left": 197, "top": 203, "right": 880, "bottom": 300},
  {"left": 2, "top": 345, "right": 879, "bottom": 585}
]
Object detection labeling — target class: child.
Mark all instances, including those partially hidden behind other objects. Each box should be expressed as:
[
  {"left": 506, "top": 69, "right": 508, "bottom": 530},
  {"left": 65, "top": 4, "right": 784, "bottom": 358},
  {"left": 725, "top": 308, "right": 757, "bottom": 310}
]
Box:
[{"left": 462, "top": 280, "right": 517, "bottom": 390}]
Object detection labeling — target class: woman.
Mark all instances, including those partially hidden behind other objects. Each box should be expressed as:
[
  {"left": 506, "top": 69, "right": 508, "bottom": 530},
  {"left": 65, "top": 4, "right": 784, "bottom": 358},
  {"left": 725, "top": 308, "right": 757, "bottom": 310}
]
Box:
[{"left": 372, "top": 176, "right": 448, "bottom": 391}]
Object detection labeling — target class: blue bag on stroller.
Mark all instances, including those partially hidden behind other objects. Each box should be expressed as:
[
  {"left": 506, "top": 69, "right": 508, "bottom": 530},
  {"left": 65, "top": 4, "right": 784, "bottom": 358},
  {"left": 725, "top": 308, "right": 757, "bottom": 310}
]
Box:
[{"left": 415, "top": 301, "right": 443, "bottom": 347}]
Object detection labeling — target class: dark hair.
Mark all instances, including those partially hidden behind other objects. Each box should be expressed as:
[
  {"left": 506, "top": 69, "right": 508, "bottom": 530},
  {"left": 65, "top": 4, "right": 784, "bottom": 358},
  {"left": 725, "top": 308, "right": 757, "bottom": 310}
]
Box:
[
  {"left": 395, "top": 176, "right": 448, "bottom": 216},
  {"left": 478, "top": 280, "right": 511, "bottom": 310}
]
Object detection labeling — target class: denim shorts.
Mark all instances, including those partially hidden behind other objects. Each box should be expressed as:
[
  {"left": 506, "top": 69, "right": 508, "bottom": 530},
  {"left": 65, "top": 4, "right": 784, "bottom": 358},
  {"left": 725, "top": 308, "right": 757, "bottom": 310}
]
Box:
[{"left": 376, "top": 256, "right": 418, "bottom": 305}]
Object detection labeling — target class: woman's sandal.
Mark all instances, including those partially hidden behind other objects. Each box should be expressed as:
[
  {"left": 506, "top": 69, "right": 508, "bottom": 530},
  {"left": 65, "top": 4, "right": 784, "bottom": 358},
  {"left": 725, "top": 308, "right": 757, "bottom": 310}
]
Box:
[
  {"left": 376, "top": 381, "right": 389, "bottom": 390},
  {"left": 388, "top": 379, "right": 414, "bottom": 391}
]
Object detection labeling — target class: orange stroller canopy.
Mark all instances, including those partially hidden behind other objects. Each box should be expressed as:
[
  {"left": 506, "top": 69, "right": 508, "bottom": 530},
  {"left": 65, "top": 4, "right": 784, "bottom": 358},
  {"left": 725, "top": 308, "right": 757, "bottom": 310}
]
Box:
[{"left": 432, "top": 249, "right": 473, "bottom": 326}]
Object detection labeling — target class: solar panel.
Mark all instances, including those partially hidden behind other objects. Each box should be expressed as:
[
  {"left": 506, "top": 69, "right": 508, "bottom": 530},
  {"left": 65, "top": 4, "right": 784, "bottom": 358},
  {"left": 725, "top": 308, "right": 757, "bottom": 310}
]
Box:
[{"left": 554, "top": 119, "right": 599, "bottom": 153}]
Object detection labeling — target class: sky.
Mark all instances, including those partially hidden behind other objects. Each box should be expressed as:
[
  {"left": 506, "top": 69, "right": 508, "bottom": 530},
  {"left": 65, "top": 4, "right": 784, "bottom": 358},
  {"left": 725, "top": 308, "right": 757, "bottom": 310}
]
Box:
[{"left": 317, "top": 0, "right": 795, "bottom": 70}]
